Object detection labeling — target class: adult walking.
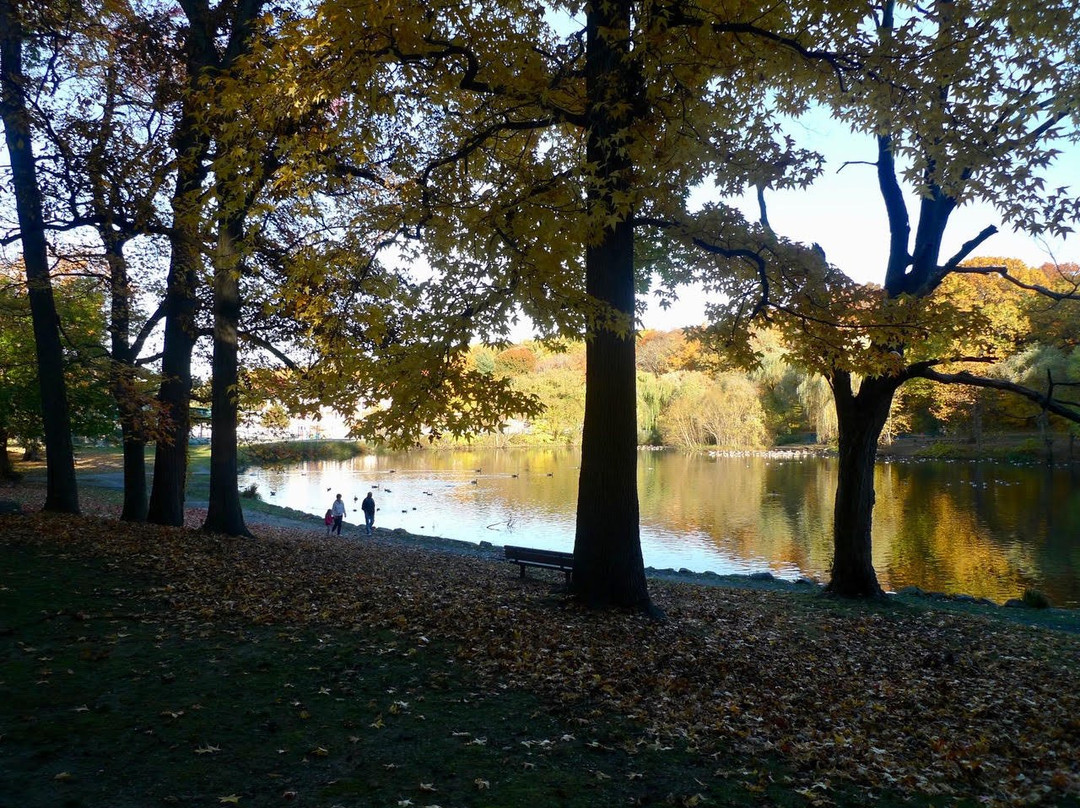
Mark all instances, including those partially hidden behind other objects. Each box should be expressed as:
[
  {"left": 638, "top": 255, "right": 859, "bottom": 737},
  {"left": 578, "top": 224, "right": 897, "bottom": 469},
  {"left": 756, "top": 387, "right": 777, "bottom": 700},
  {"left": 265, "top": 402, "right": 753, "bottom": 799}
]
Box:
[
  {"left": 361, "top": 491, "right": 376, "bottom": 535},
  {"left": 330, "top": 493, "right": 346, "bottom": 535}
]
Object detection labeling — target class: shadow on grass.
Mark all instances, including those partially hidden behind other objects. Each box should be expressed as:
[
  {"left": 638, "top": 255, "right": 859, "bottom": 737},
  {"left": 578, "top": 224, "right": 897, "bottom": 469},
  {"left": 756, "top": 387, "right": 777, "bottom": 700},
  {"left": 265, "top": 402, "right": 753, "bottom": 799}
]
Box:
[{"left": 0, "top": 540, "right": 1010, "bottom": 808}]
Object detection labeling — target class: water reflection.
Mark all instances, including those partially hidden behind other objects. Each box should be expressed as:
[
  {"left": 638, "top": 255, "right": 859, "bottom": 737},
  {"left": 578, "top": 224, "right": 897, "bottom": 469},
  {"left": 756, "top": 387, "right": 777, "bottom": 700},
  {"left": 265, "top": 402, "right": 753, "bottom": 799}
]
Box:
[{"left": 244, "top": 449, "right": 1080, "bottom": 607}]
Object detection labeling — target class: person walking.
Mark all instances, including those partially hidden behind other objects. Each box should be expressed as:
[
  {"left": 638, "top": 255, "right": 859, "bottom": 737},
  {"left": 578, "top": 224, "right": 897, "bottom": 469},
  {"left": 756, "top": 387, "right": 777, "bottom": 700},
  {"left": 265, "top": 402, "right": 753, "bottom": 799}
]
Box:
[
  {"left": 361, "top": 491, "right": 376, "bottom": 536},
  {"left": 330, "top": 493, "right": 346, "bottom": 536},
  {"left": 323, "top": 509, "right": 334, "bottom": 536}
]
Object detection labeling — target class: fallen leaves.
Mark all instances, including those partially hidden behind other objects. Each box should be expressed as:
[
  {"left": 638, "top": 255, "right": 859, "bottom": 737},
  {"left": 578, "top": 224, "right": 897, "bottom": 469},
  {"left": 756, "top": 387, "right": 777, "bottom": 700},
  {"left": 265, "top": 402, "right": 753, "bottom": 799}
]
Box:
[{"left": 6, "top": 509, "right": 1080, "bottom": 806}]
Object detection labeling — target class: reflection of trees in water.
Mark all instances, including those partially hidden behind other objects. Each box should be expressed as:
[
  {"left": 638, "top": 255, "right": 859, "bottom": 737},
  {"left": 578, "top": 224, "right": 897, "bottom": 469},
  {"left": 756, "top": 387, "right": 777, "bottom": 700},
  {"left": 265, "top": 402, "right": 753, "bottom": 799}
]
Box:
[
  {"left": 639, "top": 454, "right": 1078, "bottom": 603},
  {"left": 872, "top": 461, "right": 1079, "bottom": 603},
  {"left": 639, "top": 456, "right": 835, "bottom": 576},
  {"left": 258, "top": 448, "right": 1079, "bottom": 605}
]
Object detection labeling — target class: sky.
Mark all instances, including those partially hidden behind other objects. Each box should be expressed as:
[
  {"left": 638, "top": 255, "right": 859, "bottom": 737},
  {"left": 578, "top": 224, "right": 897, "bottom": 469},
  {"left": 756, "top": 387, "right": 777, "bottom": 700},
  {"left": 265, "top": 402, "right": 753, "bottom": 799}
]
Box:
[{"left": 641, "top": 108, "right": 1080, "bottom": 332}]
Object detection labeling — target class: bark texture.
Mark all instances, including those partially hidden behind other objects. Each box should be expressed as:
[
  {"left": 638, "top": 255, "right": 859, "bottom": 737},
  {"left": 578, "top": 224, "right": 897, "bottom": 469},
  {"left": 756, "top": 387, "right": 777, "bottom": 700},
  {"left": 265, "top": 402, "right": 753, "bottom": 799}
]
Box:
[
  {"left": 571, "top": 0, "right": 652, "bottom": 612},
  {"left": 827, "top": 371, "right": 898, "bottom": 598},
  {"left": 0, "top": 0, "right": 79, "bottom": 513}
]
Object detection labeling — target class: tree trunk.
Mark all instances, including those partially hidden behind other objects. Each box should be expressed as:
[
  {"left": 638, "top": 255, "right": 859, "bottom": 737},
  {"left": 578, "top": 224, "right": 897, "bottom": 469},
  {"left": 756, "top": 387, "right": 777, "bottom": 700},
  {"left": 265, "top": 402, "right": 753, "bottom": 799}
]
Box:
[
  {"left": 1036, "top": 410, "right": 1053, "bottom": 465},
  {"left": 826, "top": 372, "right": 897, "bottom": 598},
  {"left": 203, "top": 213, "right": 250, "bottom": 537},
  {"left": 573, "top": 227, "right": 650, "bottom": 609},
  {"left": 0, "top": 424, "right": 17, "bottom": 480},
  {"left": 119, "top": 428, "right": 147, "bottom": 521},
  {"left": 0, "top": 0, "right": 79, "bottom": 514},
  {"left": 146, "top": 93, "right": 206, "bottom": 526},
  {"left": 101, "top": 235, "right": 147, "bottom": 522},
  {"left": 570, "top": 0, "right": 652, "bottom": 612}
]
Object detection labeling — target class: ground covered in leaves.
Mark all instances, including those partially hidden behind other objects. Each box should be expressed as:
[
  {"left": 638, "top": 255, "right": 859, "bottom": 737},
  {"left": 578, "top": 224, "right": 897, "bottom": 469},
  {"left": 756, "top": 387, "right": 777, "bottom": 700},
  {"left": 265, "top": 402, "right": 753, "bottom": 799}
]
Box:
[{"left": 1, "top": 502, "right": 1078, "bottom": 808}]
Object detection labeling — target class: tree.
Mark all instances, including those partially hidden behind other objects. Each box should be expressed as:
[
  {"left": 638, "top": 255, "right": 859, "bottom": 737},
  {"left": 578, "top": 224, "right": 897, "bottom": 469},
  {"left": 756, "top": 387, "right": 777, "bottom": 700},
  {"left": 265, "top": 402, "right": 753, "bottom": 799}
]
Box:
[
  {"left": 0, "top": 265, "right": 38, "bottom": 478},
  {"left": 0, "top": 261, "right": 115, "bottom": 470},
  {"left": 637, "top": 370, "right": 678, "bottom": 445},
  {"left": 144, "top": 0, "right": 270, "bottom": 534},
  {"left": 33, "top": 3, "right": 176, "bottom": 521},
  {"left": 519, "top": 365, "right": 586, "bottom": 444},
  {"left": 655, "top": 371, "right": 769, "bottom": 448},
  {"left": 698, "top": 0, "right": 1080, "bottom": 596},
  {"left": 251, "top": 0, "right": 855, "bottom": 610},
  {"left": 0, "top": 0, "right": 79, "bottom": 512},
  {"left": 197, "top": 0, "right": 271, "bottom": 538},
  {"left": 636, "top": 330, "right": 690, "bottom": 375},
  {"left": 145, "top": 0, "right": 214, "bottom": 527}
]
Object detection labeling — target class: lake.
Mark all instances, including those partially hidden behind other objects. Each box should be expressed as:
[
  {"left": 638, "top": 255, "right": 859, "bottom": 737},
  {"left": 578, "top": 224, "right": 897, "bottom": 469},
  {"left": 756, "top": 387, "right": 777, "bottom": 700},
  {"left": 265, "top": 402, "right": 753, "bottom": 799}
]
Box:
[{"left": 243, "top": 448, "right": 1080, "bottom": 607}]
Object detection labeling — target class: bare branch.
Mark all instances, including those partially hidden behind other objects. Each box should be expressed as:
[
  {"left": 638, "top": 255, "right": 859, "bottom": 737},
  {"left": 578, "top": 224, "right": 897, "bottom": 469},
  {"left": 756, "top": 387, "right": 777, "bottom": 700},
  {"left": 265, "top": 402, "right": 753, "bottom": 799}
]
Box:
[
  {"left": 837, "top": 160, "right": 877, "bottom": 172},
  {"left": 937, "top": 225, "right": 998, "bottom": 277},
  {"left": 131, "top": 301, "right": 167, "bottom": 359},
  {"left": 951, "top": 265, "right": 1080, "bottom": 302},
  {"left": 913, "top": 367, "right": 1080, "bottom": 425},
  {"left": 239, "top": 329, "right": 298, "bottom": 370},
  {"left": 755, "top": 184, "right": 770, "bottom": 231}
]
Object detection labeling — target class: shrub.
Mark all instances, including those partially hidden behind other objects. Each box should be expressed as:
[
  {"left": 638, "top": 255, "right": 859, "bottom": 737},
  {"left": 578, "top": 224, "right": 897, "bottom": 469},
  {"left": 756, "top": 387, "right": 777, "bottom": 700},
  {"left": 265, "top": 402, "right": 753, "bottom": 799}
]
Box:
[{"left": 1021, "top": 589, "right": 1051, "bottom": 609}]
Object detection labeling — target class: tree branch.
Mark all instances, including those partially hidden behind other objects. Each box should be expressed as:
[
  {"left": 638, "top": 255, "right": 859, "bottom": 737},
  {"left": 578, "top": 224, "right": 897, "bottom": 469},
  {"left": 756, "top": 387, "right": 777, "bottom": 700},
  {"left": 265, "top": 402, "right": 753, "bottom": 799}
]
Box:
[
  {"left": 913, "top": 367, "right": 1080, "bottom": 424},
  {"left": 951, "top": 264, "right": 1080, "bottom": 302},
  {"left": 131, "top": 301, "right": 167, "bottom": 359},
  {"left": 878, "top": 135, "right": 911, "bottom": 294},
  {"left": 239, "top": 329, "right": 298, "bottom": 370},
  {"left": 710, "top": 22, "right": 860, "bottom": 91},
  {"left": 930, "top": 225, "right": 998, "bottom": 285}
]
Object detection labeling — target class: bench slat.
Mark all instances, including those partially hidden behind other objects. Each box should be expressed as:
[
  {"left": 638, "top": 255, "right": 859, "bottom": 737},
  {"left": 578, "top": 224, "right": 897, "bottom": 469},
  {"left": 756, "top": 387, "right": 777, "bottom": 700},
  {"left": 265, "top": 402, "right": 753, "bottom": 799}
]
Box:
[{"left": 504, "top": 545, "right": 574, "bottom": 582}]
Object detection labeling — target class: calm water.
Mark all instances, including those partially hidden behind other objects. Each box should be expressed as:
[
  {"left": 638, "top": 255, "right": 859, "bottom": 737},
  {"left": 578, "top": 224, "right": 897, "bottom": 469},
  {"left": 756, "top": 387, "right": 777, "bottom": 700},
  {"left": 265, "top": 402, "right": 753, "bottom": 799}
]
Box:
[{"left": 244, "top": 448, "right": 1080, "bottom": 607}]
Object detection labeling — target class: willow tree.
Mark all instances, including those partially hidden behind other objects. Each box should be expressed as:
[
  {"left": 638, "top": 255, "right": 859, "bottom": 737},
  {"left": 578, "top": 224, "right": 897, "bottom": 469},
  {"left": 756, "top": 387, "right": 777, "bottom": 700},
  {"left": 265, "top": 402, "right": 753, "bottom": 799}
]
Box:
[
  {"left": 697, "top": 0, "right": 1080, "bottom": 597},
  {"left": 250, "top": 0, "right": 856, "bottom": 610}
]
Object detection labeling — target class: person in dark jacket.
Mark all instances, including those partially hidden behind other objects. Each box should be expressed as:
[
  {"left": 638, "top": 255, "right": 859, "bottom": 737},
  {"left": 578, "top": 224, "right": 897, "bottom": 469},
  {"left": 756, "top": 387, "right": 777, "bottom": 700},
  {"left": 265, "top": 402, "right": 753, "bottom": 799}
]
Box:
[{"left": 361, "top": 491, "right": 376, "bottom": 535}]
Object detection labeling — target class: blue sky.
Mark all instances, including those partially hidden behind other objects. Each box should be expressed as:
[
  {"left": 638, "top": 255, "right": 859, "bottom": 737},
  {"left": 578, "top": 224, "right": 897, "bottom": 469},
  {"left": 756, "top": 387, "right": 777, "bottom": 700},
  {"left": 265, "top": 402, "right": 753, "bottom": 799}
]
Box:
[{"left": 643, "top": 110, "right": 1080, "bottom": 331}]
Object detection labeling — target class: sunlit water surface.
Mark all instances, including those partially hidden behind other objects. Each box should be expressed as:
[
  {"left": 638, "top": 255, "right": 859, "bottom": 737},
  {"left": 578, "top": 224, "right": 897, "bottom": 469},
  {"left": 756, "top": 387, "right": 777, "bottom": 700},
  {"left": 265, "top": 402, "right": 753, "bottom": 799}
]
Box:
[{"left": 244, "top": 448, "right": 1080, "bottom": 607}]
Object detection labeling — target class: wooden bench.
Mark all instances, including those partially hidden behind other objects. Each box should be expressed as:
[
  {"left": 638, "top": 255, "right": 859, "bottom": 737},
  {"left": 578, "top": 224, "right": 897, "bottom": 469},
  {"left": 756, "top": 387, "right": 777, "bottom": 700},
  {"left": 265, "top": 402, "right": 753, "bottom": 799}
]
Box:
[{"left": 504, "top": 545, "right": 574, "bottom": 583}]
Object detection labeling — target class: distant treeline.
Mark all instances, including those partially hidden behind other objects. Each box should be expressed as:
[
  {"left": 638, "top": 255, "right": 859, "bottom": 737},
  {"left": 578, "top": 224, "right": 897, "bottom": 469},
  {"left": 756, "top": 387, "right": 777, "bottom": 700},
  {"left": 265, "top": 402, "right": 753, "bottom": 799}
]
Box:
[
  {"left": 451, "top": 327, "right": 1080, "bottom": 454},
  {"left": 239, "top": 440, "right": 371, "bottom": 466}
]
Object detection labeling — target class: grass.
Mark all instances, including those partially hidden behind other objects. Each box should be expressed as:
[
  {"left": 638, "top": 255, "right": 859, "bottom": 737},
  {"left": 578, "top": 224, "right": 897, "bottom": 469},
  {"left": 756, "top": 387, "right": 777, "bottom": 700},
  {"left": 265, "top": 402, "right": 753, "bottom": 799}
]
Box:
[
  {"left": 2, "top": 527, "right": 1079, "bottom": 808},
  {"left": 4, "top": 450, "right": 1080, "bottom": 807},
  {"left": 0, "top": 539, "right": 913, "bottom": 808},
  {"left": 238, "top": 440, "right": 373, "bottom": 467}
]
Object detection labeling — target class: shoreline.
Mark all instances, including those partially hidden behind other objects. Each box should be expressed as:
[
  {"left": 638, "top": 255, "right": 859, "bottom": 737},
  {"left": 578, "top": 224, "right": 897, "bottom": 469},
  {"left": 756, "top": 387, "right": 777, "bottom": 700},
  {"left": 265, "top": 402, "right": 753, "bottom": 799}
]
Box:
[
  {"left": 245, "top": 501, "right": 1077, "bottom": 619},
  {"left": 4, "top": 475, "right": 1078, "bottom": 624}
]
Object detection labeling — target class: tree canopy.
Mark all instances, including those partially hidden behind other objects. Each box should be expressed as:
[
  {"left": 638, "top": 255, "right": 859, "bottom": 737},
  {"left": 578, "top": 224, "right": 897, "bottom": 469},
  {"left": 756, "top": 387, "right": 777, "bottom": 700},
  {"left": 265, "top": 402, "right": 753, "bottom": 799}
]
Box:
[{"left": 2, "top": 0, "right": 1078, "bottom": 607}]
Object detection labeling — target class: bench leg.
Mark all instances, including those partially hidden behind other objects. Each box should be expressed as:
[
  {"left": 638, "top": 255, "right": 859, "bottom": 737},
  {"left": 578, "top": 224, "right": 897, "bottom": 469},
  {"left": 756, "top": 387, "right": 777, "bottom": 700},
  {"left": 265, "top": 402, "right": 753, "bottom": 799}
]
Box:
[{"left": 519, "top": 565, "right": 526, "bottom": 578}]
